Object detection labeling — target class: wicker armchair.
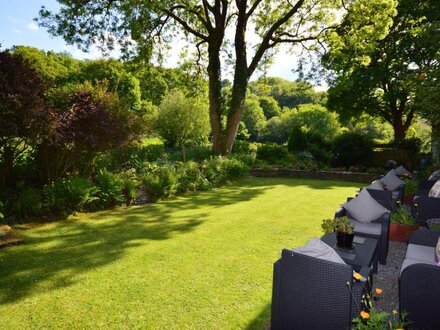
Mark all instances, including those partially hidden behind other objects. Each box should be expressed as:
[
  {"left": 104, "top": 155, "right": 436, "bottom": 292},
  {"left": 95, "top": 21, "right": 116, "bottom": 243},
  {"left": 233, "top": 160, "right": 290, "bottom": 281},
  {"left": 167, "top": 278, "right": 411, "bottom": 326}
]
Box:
[
  {"left": 271, "top": 249, "right": 371, "bottom": 330},
  {"left": 394, "top": 184, "right": 405, "bottom": 203},
  {"left": 399, "top": 229, "right": 440, "bottom": 329},
  {"left": 412, "top": 195, "right": 440, "bottom": 226},
  {"left": 335, "top": 203, "right": 390, "bottom": 265},
  {"left": 418, "top": 179, "right": 436, "bottom": 192}
]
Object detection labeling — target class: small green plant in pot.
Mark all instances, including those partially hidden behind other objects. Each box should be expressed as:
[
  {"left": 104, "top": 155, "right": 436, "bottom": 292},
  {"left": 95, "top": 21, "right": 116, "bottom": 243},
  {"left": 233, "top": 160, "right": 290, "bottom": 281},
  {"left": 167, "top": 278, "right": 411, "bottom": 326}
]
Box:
[
  {"left": 389, "top": 203, "right": 419, "bottom": 242},
  {"left": 322, "top": 216, "right": 355, "bottom": 249}
]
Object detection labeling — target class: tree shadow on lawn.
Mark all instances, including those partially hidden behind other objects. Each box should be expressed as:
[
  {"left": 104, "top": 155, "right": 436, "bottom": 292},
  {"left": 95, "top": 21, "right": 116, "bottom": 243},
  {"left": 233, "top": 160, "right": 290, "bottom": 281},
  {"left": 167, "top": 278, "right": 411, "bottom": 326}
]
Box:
[
  {"left": 0, "top": 184, "right": 269, "bottom": 305},
  {"left": 0, "top": 178, "right": 358, "bottom": 306}
]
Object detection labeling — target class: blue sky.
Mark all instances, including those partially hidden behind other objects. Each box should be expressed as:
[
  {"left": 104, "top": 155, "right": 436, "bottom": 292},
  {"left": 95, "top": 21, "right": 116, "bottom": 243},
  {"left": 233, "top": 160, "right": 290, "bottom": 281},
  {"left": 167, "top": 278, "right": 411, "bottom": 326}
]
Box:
[
  {"left": 0, "top": 1, "right": 304, "bottom": 82},
  {"left": 0, "top": 0, "right": 107, "bottom": 59}
]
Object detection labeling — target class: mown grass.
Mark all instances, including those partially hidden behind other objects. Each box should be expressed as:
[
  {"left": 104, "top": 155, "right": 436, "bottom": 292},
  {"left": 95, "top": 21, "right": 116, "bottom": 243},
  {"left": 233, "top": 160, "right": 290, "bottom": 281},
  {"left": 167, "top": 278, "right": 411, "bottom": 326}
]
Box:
[{"left": 0, "top": 177, "right": 362, "bottom": 329}]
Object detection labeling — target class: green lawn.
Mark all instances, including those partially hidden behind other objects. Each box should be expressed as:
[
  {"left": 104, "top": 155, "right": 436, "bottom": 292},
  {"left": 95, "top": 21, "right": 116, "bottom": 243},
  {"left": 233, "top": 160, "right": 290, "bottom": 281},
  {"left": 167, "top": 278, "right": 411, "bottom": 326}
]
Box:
[{"left": 0, "top": 177, "right": 362, "bottom": 329}]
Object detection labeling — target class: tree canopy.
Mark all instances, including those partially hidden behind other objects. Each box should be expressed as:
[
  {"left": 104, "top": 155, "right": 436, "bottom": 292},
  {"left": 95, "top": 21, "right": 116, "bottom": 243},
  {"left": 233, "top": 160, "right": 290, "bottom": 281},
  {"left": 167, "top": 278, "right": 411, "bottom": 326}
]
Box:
[
  {"left": 156, "top": 90, "right": 210, "bottom": 153},
  {"left": 38, "top": 0, "right": 397, "bottom": 154},
  {"left": 324, "top": 0, "right": 440, "bottom": 141},
  {"left": 0, "top": 50, "right": 49, "bottom": 187}
]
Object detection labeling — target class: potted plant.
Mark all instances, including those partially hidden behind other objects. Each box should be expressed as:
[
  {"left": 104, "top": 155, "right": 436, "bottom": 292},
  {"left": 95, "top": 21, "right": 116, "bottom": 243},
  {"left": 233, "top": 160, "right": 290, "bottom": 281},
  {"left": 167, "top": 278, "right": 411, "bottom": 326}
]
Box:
[
  {"left": 322, "top": 216, "right": 355, "bottom": 249},
  {"left": 389, "top": 204, "right": 419, "bottom": 241},
  {"left": 403, "top": 179, "right": 417, "bottom": 205}
]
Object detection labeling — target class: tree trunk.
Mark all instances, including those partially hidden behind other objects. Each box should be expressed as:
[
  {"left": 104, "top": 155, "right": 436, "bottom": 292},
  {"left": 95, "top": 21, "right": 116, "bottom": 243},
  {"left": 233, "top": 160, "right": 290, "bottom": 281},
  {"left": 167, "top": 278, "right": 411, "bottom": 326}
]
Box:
[
  {"left": 0, "top": 147, "right": 14, "bottom": 188},
  {"left": 392, "top": 120, "right": 407, "bottom": 141},
  {"left": 181, "top": 144, "right": 186, "bottom": 162},
  {"left": 390, "top": 99, "right": 407, "bottom": 141},
  {"left": 218, "top": 1, "right": 249, "bottom": 155},
  {"left": 207, "top": 42, "right": 225, "bottom": 155}
]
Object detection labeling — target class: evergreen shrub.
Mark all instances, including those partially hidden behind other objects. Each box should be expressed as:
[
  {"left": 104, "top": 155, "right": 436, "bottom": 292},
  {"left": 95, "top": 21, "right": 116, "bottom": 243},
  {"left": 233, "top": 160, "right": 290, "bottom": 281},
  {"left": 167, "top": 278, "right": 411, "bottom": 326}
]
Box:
[
  {"left": 256, "top": 143, "right": 291, "bottom": 165},
  {"left": 43, "top": 177, "right": 99, "bottom": 216},
  {"left": 93, "top": 169, "right": 124, "bottom": 209},
  {"left": 332, "top": 132, "right": 373, "bottom": 168},
  {"left": 10, "top": 187, "right": 43, "bottom": 220},
  {"left": 141, "top": 166, "right": 179, "bottom": 202}
]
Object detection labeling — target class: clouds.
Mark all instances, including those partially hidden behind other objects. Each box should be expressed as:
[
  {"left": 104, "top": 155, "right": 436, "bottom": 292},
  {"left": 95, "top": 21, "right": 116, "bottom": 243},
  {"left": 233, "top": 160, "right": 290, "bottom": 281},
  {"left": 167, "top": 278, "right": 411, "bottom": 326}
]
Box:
[
  {"left": 26, "top": 22, "right": 39, "bottom": 31},
  {"left": 7, "top": 15, "right": 38, "bottom": 34}
]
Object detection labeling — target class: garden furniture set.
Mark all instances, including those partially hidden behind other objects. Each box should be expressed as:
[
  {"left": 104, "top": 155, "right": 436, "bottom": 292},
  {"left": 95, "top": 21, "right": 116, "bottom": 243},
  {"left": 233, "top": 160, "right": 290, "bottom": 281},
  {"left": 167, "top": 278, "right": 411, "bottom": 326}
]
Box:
[
  {"left": 411, "top": 171, "right": 440, "bottom": 226},
  {"left": 397, "top": 169, "right": 440, "bottom": 329},
  {"left": 399, "top": 228, "right": 440, "bottom": 329},
  {"left": 271, "top": 166, "right": 440, "bottom": 329}
]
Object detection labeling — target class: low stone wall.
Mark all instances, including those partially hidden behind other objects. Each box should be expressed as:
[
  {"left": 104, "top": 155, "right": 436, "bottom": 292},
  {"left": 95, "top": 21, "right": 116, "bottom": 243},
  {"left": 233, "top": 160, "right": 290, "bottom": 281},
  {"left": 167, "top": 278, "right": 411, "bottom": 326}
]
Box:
[{"left": 251, "top": 168, "right": 378, "bottom": 183}]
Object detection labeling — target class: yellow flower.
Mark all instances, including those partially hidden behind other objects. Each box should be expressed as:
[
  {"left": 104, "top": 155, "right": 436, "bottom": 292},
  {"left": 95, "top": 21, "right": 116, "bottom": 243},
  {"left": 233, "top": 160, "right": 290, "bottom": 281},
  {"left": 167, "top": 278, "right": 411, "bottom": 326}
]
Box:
[
  {"left": 375, "top": 288, "right": 383, "bottom": 295},
  {"left": 392, "top": 309, "right": 398, "bottom": 315},
  {"left": 360, "top": 311, "right": 370, "bottom": 320},
  {"left": 396, "top": 328, "right": 404, "bottom": 330},
  {"left": 353, "top": 272, "right": 362, "bottom": 281}
]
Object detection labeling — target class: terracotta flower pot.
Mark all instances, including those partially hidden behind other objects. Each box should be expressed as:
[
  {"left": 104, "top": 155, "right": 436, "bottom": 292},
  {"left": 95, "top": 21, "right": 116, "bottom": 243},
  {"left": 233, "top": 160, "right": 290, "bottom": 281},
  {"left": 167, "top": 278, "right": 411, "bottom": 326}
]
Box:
[
  {"left": 336, "top": 232, "right": 354, "bottom": 249},
  {"left": 389, "top": 222, "right": 419, "bottom": 242}
]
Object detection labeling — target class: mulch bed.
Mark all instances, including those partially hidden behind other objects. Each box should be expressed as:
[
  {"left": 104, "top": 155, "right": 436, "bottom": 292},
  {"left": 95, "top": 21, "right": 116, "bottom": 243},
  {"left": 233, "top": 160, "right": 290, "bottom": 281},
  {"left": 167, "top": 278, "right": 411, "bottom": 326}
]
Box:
[{"left": 0, "top": 225, "right": 23, "bottom": 249}]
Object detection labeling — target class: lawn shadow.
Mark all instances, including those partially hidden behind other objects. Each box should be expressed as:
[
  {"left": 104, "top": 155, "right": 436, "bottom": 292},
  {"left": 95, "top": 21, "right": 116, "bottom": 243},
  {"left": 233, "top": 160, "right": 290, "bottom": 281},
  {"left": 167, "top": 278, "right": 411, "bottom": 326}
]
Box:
[
  {"left": 0, "top": 177, "right": 360, "bottom": 306},
  {"left": 245, "top": 302, "right": 271, "bottom": 330},
  {"left": 0, "top": 183, "right": 269, "bottom": 305}
]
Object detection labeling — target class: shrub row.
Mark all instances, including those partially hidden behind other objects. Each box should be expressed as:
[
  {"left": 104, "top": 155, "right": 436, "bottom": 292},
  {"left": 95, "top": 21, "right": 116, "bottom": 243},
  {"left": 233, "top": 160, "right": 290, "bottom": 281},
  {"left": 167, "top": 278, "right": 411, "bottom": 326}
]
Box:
[
  {"left": 2, "top": 157, "right": 249, "bottom": 223},
  {"left": 256, "top": 131, "right": 376, "bottom": 169}
]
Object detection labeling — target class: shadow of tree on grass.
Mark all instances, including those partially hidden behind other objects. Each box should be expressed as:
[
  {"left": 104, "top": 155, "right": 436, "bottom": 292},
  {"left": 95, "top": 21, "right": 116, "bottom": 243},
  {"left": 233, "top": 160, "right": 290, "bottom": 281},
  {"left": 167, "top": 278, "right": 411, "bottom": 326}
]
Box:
[
  {"left": 0, "top": 183, "right": 269, "bottom": 305},
  {"left": 0, "top": 177, "right": 360, "bottom": 307}
]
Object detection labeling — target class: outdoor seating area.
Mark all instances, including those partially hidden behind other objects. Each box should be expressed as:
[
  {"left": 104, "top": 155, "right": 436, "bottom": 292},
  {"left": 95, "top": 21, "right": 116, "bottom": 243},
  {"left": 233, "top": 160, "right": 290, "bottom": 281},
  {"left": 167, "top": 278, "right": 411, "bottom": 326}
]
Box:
[
  {"left": 271, "top": 166, "right": 440, "bottom": 329},
  {"left": 2, "top": 1, "right": 440, "bottom": 328}
]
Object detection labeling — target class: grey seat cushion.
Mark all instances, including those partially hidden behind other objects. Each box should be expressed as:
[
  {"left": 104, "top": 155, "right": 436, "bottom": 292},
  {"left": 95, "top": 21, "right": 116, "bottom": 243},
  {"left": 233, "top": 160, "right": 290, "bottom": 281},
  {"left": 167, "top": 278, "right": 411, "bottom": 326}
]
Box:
[
  {"left": 400, "top": 258, "right": 436, "bottom": 274},
  {"left": 400, "top": 243, "right": 438, "bottom": 274},
  {"left": 406, "top": 243, "right": 435, "bottom": 262},
  {"left": 292, "top": 237, "right": 346, "bottom": 265},
  {"left": 349, "top": 219, "right": 382, "bottom": 236},
  {"left": 392, "top": 190, "right": 400, "bottom": 200}
]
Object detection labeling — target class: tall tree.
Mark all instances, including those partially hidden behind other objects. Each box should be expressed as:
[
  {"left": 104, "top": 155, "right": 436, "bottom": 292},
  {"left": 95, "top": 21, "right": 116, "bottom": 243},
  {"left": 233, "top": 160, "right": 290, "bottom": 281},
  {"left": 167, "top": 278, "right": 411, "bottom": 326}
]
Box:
[
  {"left": 38, "top": 0, "right": 396, "bottom": 154},
  {"left": 156, "top": 90, "right": 210, "bottom": 161},
  {"left": 39, "top": 82, "right": 138, "bottom": 181},
  {"left": 324, "top": 0, "right": 440, "bottom": 141},
  {"left": 242, "top": 93, "right": 266, "bottom": 140},
  {"left": 0, "top": 51, "right": 50, "bottom": 188},
  {"left": 416, "top": 57, "right": 440, "bottom": 165}
]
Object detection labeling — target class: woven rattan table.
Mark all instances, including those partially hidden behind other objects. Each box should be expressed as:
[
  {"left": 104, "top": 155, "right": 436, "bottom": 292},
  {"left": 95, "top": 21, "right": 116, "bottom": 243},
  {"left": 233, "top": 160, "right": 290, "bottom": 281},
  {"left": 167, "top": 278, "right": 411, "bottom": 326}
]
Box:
[{"left": 322, "top": 233, "right": 378, "bottom": 273}]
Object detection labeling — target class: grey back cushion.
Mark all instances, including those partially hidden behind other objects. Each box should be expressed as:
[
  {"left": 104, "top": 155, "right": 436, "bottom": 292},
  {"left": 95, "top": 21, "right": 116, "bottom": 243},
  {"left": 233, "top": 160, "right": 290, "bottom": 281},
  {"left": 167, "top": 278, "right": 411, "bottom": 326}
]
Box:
[
  {"left": 394, "top": 165, "right": 412, "bottom": 177},
  {"left": 342, "top": 188, "right": 390, "bottom": 223},
  {"left": 366, "top": 180, "right": 384, "bottom": 191},
  {"left": 380, "top": 169, "right": 404, "bottom": 191}
]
